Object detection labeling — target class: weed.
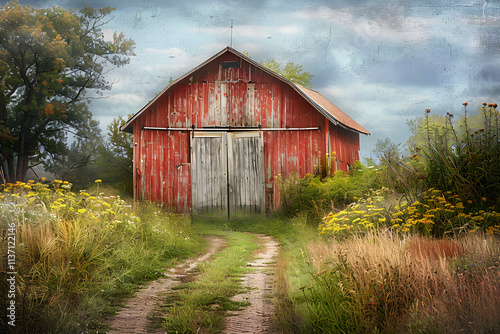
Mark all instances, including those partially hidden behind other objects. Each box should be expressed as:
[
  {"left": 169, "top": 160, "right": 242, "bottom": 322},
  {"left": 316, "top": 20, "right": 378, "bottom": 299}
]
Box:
[{"left": 277, "top": 161, "right": 380, "bottom": 222}]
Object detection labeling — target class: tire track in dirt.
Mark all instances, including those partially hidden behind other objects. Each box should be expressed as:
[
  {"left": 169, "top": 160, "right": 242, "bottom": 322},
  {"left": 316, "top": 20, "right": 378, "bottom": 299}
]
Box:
[
  {"left": 106, "top": 235, "right": 225, "bottom": 334},
  {"left": 223, "top": 234, "right": 280, "bottom": 334}
]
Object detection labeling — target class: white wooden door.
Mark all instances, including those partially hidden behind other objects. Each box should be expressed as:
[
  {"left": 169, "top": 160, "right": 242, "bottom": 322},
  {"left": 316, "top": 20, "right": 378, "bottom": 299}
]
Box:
[{"left": 191, "top": 131, "right": 264, "bottom": 218}]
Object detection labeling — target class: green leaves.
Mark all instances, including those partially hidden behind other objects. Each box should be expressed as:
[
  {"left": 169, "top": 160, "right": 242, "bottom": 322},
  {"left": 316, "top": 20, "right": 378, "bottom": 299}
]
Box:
[
  {"left": 0, "top": 1, "right": 135, "bottom": 182},
  {"left": 260, "top": 58, "right": 314, "bottom": 87}
]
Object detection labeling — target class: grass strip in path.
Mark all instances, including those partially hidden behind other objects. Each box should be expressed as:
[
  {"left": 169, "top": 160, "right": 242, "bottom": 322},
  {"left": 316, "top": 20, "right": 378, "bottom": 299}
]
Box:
[
  {"left": 159, "top": 227, "right": 261, "bottom": 333},
  {"left": 223, "top": 234, "right": 280, "bottom": 333}
]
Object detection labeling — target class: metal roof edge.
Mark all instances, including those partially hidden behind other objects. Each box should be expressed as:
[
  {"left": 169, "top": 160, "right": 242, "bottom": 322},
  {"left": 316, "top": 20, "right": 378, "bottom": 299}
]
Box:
[{"left": 292, "top": 84, "right": 370, "bottom": 136}]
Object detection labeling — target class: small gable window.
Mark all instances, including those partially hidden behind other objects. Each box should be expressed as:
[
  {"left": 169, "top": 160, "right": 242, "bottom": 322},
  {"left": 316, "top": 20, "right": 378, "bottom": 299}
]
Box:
[{"left": 222, "top": 60, "right": 240, "bottom": 69}]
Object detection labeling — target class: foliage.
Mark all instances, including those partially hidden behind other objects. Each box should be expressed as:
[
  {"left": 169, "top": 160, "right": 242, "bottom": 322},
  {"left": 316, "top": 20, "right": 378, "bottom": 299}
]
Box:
[
  {"left": 260, "top": 58, "right": 314, "bottom": 87},
  {"left": 242, "top": 51, "right": 314, "bottom": 87},
  {"left": 320, "top": 188, "right": 500, "bottom": 238},
  {"left": 0, "top": 1, "right": 135, "bottom": 182},
  {"left": 375, "top": 137, "right": 426, "bottom": 203},
  {"left": 101, "top": 115, "right": 133, "bottom": 193},
  {"left": 318, "top": 187, "right": 391, "bottom": 237},
  {"left": 403, "top": 104, "right": 499, "bottom": 209},
  {"left": 44, "top": 112, "right": 103, "bottom": 181},
  {"left": 277, "top": 161, "right": 380, "bottom": 221},
  {"left": 0, "top": 180, "right": 199, "bottom": 333},
  {"left": 45, "top": 115, "right": 133, "bottom": 195}
]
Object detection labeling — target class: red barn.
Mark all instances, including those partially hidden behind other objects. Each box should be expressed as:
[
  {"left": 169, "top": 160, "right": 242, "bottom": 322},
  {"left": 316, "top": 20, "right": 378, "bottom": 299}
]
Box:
[{"left": 121, "top": 47, "right": 369, "bottom": 217}]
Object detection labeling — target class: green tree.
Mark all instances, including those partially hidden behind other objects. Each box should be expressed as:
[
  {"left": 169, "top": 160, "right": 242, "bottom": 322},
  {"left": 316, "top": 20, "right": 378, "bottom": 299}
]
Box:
[
  {"left": 260, "top": 59, "right": 314, "bottom": 87},
  {"left": 0, "top": 1, "right": 135, "bottom": 182},
  {"left": 101, "top": 115, "right": 133, "bottom": 194},
  {"left": 44, "top": 107, "right": 103, "bottom": 182}
]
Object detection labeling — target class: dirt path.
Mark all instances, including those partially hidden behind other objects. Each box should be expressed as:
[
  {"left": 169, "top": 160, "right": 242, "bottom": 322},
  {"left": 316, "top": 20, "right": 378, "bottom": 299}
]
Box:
[
  {"left": 223, "top": 234, "right": 280, "bottom": 334},
  {"left": 105, "top": 233, "right": 280, "bottom": 333},
  {"left": 106, "top": 235, "right": 225, "bottom": 334}
]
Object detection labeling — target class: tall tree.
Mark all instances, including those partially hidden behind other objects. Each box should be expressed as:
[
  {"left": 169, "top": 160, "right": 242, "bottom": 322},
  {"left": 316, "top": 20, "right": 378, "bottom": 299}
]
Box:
[{"left": 0, "top": 1, "right": 135, "bottom": 182}]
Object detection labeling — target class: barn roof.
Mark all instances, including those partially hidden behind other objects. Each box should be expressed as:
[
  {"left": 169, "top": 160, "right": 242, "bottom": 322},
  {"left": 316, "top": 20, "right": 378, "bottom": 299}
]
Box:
[{"left": 121, "top": 47, "right": 370, "bottom": 135}]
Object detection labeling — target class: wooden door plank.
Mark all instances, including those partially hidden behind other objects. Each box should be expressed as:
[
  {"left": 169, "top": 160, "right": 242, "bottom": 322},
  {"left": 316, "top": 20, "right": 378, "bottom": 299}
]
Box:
[{"left": 191, "top": 133, "right": 227, "bottom": 217}]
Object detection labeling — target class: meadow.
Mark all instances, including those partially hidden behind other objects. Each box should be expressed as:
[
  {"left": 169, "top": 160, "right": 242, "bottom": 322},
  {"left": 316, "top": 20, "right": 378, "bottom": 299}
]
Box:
[
  {"left": 265, "top": 103, "right": 500, "bottom": 333},
  {"left": 0, "top": 180, "right": 202, "bottom": 333}
]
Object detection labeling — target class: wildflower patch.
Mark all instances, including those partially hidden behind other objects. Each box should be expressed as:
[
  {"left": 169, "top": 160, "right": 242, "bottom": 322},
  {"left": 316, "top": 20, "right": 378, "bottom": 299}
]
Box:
[{"left": 319, "top": 188, "right": 500, "bottom": 237}]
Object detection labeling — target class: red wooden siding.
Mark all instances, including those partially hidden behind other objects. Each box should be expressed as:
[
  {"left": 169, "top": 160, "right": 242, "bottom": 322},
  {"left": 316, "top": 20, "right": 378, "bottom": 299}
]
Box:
[{"left": 130, "top": 49, "right": 363, "bottom": 213}]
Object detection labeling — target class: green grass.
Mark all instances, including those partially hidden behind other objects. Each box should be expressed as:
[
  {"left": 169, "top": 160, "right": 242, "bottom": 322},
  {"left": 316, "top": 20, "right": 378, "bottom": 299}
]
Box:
[
  {"left": 193, "top": 215, "right": 321, "bottom": 333},
  {"left": 157, "top": 219, "right": 261, "bottom": 333},
  {"left": 3, "top": 180, "right": 499, "bottom": 333},
  {"left": 277, "top": 226, "right": 500, "bottom": 333}
]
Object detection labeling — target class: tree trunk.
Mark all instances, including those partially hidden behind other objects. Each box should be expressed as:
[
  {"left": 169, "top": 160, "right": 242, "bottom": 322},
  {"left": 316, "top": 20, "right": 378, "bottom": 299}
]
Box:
[
  {"left": 7, "top": 156, "right": 15, "bottom": 183},
  {"left": 16, "top": 119, "right": 29, "bottom": 182},
  {"left": 16, "top": 154, "right": 28, "bottom": 182}
]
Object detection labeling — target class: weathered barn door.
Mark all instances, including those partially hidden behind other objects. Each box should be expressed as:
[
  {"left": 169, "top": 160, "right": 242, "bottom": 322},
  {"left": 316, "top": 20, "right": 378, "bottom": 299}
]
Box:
[
  {"left": 227, "top": 132, "right": 265, "bottom": 216},
  {"left": 191, "top": 133, "right": 228, "bottom": 216},
  {"left": 191, "top": 131, "right": 264, "bottom": 218}
]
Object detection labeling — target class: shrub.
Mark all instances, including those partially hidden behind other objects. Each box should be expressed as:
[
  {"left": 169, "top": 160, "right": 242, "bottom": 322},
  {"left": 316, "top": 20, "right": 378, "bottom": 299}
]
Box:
[{"left": 278, "top": 161, "right": 380, "bottom": 221}]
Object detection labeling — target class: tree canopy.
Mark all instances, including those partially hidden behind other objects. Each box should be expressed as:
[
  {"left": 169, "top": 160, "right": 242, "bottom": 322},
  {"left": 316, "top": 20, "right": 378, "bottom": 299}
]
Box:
[
  {"left": 243, "top": 52, "right": 314, "bottom": 87},
  {"left": 260, "top": 58, "right": 314, "bottom": 87},
  {"left": 0, "top": 0, "right": 135, "bottom": 182}
]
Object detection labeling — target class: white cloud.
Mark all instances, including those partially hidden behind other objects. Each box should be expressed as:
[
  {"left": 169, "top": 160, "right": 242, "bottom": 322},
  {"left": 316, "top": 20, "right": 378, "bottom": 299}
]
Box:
[
  {"left": 109, "top": 93, "right": 145, "bottom": 104},
  {"left": 144, "top": 47, "right": 187, "bottom": 58},
  {"left": 293, "top": 6, "right": 433, "bottom": 45},
  {"left": 293, "top": 6, "right": 353, "bottom": 23},
  {"left": 196, "top": 24, "right": 301, "bottom": 39}
]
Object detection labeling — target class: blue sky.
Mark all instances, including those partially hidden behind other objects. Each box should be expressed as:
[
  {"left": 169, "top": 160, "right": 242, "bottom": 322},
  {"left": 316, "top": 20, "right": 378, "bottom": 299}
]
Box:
[{"left": 4, "top": 0, "right": 500, "bottom": 161}]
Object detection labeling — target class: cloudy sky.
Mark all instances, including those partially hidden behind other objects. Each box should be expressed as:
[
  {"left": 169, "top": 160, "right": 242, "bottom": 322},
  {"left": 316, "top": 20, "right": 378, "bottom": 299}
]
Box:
[{"left": 4, "top": 0, "right": 500, "bottom": 160}]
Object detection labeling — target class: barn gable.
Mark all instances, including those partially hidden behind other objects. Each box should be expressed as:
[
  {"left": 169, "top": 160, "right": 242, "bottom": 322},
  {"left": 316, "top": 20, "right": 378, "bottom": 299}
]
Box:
[{"left": 122, "top": 47, "right": 369, "bottom": 216}]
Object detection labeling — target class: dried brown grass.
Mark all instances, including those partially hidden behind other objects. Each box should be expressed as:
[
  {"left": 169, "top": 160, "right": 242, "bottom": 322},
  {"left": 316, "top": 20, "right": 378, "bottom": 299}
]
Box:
[{"left": 303, "top": 231, "right": 500, "bottom": 333}]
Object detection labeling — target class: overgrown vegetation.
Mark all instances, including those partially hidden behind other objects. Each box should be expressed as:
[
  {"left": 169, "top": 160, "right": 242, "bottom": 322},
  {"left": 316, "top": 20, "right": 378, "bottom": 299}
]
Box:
[
  {"left": 271, "top": 103, "right": 500, "bottom": 332},
  {"left": 286, "top": 222, "right": 500, "bottom": 333},
  {"left": 0, "top": 1, "right": 135, "bottom": 183},
  {"left": 0, "top": 180, "right": 201, "bottom": 333},
  {"left": 277, "top": 161, "right": 380, "bottom": 220}
]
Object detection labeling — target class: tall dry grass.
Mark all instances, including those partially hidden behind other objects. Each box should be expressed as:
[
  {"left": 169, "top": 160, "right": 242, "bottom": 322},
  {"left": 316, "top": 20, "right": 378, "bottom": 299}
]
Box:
[
  {"left": 0, "top": 181, "right": 200, "bottom": 333},
  {"left": 301, "top": 231, "right": 500, "bottom": 333}
]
